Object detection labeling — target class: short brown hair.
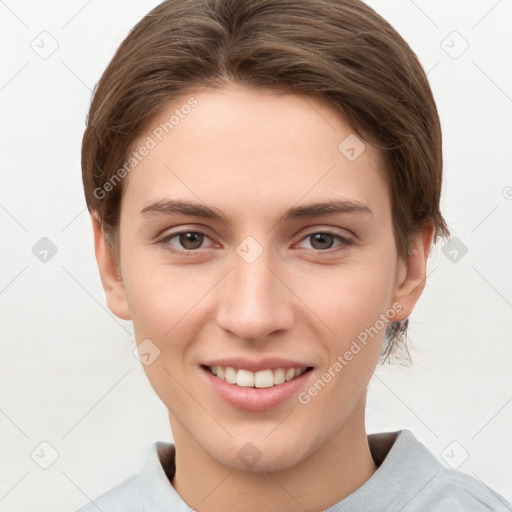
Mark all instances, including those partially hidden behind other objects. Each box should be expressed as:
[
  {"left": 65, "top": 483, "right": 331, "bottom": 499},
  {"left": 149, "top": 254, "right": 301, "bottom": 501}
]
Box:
[{"left": 81, "top": 0, "right": 450, "bottom": 362}]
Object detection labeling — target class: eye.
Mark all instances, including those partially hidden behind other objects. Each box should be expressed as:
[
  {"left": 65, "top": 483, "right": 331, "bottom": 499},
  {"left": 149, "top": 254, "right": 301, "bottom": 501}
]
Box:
[
  {"left": 157, "top": 230, "right": 214, "bottom": 255},
  {"left": 157, "top": 228, "right": 355, "bottom": 256},
  {"left": 296, "top": 231, "right": 354, "bottom": 252}
]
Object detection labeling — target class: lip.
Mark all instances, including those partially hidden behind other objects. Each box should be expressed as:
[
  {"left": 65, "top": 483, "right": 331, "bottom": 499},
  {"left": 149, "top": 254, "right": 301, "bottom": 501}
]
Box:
[{"left": 200, "top": 364, "right": 314, "bottom": 412}]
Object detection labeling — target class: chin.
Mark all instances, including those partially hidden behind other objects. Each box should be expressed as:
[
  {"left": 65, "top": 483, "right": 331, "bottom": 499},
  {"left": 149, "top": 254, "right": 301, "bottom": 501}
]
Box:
[{"left": 203, "top": 432, "right": 314, "bottom": 473}]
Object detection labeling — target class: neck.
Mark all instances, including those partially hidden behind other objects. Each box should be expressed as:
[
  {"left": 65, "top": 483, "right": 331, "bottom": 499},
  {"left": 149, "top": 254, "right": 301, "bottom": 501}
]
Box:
[{"left": 169, "top": 398, "right": 377, "bottom": 512}]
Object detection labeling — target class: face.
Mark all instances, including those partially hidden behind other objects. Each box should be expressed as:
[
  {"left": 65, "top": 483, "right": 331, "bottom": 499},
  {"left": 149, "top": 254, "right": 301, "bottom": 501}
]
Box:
[{"left": 94, "top": 83, "right": 431, "bottom": 473}]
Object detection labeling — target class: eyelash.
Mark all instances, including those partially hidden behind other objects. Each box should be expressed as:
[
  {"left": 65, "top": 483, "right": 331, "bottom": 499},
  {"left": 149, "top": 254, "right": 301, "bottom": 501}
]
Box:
[{"left": 156, "top": 229, "right": 354, "bottom": 256}]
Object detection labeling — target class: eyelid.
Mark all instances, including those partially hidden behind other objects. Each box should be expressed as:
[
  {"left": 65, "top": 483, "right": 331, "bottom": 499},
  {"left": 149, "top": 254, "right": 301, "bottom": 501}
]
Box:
[{"left": 297, "top": 226, "right": 354, "bottom": 241}]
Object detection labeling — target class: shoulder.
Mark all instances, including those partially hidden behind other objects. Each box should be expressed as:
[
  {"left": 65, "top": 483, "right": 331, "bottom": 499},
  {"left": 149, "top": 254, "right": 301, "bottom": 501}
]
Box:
[
  {"left": 423, "top": 466, "right": 512, "bottom": 511},
  {"left": 392, "top": 430, "right": 512, "bottom": 511},
  {"left": 74, "top": 473, "right": 142, "bottom": 512},
  {"left": 73, "top": 441, "right": 177, "bottom": 512},
  {"left": 411, "top": 470, "right": 512, "bottom": 511}
]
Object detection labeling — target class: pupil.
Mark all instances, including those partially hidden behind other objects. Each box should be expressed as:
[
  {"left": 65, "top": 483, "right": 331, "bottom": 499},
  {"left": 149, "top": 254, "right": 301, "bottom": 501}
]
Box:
[
  {"left": 180, "top": 232, "right": 203, "bottom": 250},
  {"left": 311, "top": 233, "right": 333, "bottom": 250}
]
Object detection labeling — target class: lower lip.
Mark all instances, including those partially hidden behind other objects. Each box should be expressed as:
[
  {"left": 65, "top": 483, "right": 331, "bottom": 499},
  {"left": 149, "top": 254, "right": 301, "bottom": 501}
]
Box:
[{"left": 200, "top": 367, "right": 312, "bottom": 412}]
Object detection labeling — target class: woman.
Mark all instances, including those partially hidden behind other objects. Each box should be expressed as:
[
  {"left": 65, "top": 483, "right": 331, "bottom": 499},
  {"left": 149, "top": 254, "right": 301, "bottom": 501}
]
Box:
[{"left": 77, "top": 0, "right": 511, "bottom": 510}]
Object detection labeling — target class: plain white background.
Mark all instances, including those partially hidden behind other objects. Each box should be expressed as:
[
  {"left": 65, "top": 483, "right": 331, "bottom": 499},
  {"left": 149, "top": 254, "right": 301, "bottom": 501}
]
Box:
[{"left": 1, "top": 1, "right": 511, "bottom": 510}]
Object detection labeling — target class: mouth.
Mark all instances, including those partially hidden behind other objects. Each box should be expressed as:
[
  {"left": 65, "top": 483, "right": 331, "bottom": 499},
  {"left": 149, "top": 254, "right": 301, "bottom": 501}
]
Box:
[{"left": 201, "top": 364, "right": 314, "bottom": 389}]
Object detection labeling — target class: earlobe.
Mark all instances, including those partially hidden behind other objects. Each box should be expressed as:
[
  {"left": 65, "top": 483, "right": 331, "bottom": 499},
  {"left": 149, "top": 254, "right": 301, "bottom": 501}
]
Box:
[
  {"left": 391, "top": 225, "right": 435, "bottom": 322},
  {"left": 91, "top": 214, "right": 131, "bottom": 320}
]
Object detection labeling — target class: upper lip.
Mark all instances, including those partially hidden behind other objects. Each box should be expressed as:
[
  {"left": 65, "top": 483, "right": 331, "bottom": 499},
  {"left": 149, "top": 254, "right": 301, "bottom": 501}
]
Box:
[{"left": 201, "top": 357, "right": 314, "bottom": 373}]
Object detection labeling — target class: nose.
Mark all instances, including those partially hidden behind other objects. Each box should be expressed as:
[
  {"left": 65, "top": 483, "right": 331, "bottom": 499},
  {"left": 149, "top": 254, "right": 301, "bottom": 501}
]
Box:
[{"left": 215, "top": 246, "right": 295, "bottom": 343}]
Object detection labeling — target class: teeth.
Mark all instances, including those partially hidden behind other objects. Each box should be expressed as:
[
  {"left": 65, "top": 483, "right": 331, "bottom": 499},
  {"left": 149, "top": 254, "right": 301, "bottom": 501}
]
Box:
[
  {"left": 254, "top": 369, "right": 274, "bottom": 388},
  {"left": 225, "top": 366, "right": 237, "bottom": 384},
  {"left": 207, "top": 365, "right": 308, "bottom": 388},
  {"left": 236, "top": 369, "right": 254, "bottom": 387},
  {"left": 273, "top": 368, "right": 285, "bottom": 385}
]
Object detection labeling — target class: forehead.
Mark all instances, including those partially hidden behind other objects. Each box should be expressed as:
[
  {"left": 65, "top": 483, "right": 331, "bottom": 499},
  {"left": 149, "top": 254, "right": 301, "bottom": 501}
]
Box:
[{"left": 123, "top": 84, "right": 390, "bottom": 219}]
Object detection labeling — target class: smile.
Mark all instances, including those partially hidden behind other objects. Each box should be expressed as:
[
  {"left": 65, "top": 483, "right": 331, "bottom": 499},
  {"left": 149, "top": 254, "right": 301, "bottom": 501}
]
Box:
[{"left": 204, "top": 365, "right": 312, "bottom": 388}]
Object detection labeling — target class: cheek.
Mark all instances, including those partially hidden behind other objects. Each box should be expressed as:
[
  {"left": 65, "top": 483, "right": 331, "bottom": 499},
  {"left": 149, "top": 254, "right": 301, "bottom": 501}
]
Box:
[
  {"left": 122, "top": 257, "right": 207, "bottom": 337},
  {"left": 292, "top": 258, "right": 396, "bottom": 344},
  {"left": 123, "top": 251, "right": 396, "bottom": 345},
  {"left": 124, "top": 265, "right": 203, "bottom": 405},
  {"left": 294, "top": 264, "right": 393, "bottom": 426}
]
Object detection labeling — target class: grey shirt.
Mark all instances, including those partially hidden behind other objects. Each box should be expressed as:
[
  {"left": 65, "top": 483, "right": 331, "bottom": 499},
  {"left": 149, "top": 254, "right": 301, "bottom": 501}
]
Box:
[{"left": 75, "top": 429, "right": 512, "bottom": 511}]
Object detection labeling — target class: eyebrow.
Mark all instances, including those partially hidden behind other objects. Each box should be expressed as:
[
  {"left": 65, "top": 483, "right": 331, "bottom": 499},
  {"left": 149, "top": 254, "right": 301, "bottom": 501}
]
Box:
[{"left": 140, "top": 198, "right": 373, "bottom": 223}]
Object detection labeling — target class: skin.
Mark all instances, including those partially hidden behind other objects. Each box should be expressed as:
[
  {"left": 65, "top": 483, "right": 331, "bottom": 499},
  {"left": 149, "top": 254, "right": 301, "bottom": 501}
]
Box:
[{"left": 93, "top": 82, "right": 433, "bottom": 511}]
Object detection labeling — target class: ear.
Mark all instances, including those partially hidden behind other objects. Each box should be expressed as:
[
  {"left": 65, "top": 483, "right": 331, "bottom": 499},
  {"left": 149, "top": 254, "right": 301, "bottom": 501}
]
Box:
[
  {"left": 391, "top": 225, "right": 435, "bottom": 322},
  {"left": 91, "top": 214, "right": 131, "bottom": 320}
]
